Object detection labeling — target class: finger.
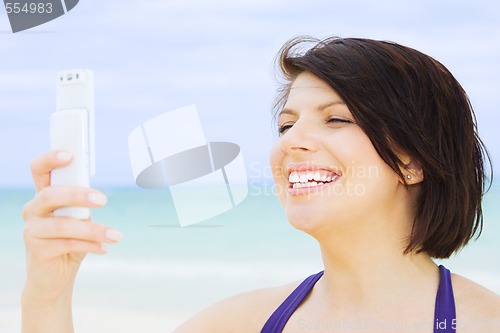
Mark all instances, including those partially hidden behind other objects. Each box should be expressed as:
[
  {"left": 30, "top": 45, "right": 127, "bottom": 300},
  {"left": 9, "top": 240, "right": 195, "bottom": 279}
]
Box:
[
  {"left": 24, "top": 216, "right": 123, "bottom": 244},
  {"left": 25, "top": 186, "right": 107, "bottom": 217},
  {"left": 27, "top": 238, "right": 108, "bottom": 261},
  {"left": 30, "top": 150, "right": 73, "bottom": 192}
]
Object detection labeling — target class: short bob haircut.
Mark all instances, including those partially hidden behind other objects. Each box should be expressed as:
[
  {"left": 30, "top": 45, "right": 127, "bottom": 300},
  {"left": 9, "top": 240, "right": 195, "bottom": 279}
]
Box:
[{"left": 274, "top": 36, "right": 492, "bottom": 259}]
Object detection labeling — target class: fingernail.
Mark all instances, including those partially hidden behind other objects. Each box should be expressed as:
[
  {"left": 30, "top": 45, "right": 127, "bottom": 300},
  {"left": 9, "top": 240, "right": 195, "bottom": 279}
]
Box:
[
  {"left": 105, "top": 229, "right": 124, "bottom": 242},
  {"left": 56, "top": 151, "right": 72, "bottom": 162},
  {"left": 100, "top": 244, "right": 109, "bottom": 253},
  {"left": 88, "top": 192, "right": 107, "bottom": 206}
]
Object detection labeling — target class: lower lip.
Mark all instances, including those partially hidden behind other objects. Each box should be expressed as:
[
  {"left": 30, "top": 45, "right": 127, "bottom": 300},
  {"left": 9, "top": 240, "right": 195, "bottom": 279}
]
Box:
[{"left": 286, "top": 176, "right": 341, "bottom": 196}]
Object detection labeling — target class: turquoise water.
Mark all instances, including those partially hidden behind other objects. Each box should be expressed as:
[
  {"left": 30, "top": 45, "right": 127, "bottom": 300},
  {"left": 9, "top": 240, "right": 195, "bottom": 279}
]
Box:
[{"left": 0, "top": 183, "right": 499, "bottom": 319}]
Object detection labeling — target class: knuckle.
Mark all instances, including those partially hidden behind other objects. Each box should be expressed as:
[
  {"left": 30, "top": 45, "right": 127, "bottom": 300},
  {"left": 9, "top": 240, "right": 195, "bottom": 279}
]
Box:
[
  {"left": 23, "top": 225, "right": 42, "bottom": 253},
  {"left": 37, "top": 187, "right": 53, "bottom": 203},
  {"left": 25, "top": 238, "right": 43, "bottom": 258},
  {"left": 21, "top": 200, "right": 33, "bottom": 221},
  {"left": 22, "top": 223, "right": 32, "bottom": 240},
  {"left": 22, "top": 216, "right": 44, "bottom": 241}
]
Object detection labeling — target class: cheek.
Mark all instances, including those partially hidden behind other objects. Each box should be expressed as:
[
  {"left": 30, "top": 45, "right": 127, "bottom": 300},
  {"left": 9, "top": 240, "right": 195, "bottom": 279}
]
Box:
[
  {"left": 345, "top": 139, "right": 399, "bottom": 197},
  {"left": 269, "top": 140, "right": 284, "bottom": 177},
  {"left": 329, "top": 130, "right": 394, "bottom": 185},
  {"left": 269, "top": 140, "right": 288, "bottom": 201}
]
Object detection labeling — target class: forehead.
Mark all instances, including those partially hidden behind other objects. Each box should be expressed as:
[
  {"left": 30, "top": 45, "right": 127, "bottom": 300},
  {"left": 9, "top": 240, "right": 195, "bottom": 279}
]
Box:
[
  {"left": 286, "top": 72, "right": 344, "bottom": 104},
  {"left": 282, "top": 72, "right": 346, "bottom": 112}
]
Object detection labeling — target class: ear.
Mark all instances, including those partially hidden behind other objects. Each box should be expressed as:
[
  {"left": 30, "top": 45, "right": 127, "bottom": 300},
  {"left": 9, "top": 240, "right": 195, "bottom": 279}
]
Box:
[{"left": 399, "top": 155, "right": 424, "bottom": 185}]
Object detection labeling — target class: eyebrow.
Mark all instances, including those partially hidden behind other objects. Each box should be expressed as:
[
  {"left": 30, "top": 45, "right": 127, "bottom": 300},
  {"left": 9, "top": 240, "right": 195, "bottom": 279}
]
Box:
[{"left": 279, "top": 100, "right": 346, "bottom": 117}]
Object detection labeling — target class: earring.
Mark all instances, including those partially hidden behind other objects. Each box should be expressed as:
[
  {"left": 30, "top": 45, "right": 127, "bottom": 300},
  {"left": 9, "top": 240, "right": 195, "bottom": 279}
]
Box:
[{"left": 406, "top": 174, "right": 412, "bottom": 180}]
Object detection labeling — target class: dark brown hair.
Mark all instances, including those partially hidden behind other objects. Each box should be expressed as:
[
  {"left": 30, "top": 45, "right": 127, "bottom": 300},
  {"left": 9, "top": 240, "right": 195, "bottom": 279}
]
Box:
[{"left": 274, "top": 36, "right": 492, "bottom": 259}]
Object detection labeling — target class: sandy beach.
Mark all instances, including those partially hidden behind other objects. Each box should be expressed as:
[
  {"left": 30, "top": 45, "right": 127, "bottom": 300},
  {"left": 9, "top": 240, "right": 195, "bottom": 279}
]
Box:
[{"left": 1, "top": 187, "right": 499, "bottom": 333}]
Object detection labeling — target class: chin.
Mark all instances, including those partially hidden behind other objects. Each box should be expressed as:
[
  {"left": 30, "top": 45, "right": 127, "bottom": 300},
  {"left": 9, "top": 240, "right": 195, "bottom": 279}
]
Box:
[
  {"left": 284, "top": 207, "right": 331, "bottom": 235},
  {"left": 284, "top": 201, "right": 357, "bottom": 239}
]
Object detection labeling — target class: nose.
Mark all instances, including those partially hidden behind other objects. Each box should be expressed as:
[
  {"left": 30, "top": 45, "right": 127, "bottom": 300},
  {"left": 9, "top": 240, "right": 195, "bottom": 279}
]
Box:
[{"left": 280, "top": 119, "right": 320, "bottom": 154}]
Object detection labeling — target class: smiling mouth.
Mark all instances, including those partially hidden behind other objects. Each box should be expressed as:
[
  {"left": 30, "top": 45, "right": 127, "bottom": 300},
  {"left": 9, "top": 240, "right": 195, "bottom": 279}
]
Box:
[{"left": 288, "top": 169, "right": 341, "bottom": 189}]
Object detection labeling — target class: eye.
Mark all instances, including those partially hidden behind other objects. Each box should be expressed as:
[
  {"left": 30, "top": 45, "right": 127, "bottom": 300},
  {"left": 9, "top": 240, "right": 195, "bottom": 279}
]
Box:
[
  {"left": 326, "top": 117, "right": 353, "bottom": 125},
  {"left": 278, "top": 122, "right": 293, "bottom": 135}
]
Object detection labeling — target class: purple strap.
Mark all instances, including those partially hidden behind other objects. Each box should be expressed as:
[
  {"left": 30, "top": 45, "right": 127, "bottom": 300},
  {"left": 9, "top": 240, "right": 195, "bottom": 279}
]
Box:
[
  {"left": 434, "top": 265, "right": 457, "bottom": 332},
  {"left": 261, "top": 265, "right": 456, "bottom": 333},
  {"left": 260, "top": 271, "right": 324, "bottom": 333}
]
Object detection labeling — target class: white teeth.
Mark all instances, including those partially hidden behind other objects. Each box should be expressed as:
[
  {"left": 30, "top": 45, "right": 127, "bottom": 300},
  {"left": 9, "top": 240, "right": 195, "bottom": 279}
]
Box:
[
  {"left": 299, "top": 173, "right": 308, "bottom": 183},
  {"left": 288, "top": 172, "right": 300, "bottom": 183},
  {"left": 293, "top": 181, "right": 321, "bottom": 188},
  {"left": 313, "top": 171, "right": 321, "bottom": 181},
  {"left": 289, "top": 169, "right": 340, "bottom": 187}
]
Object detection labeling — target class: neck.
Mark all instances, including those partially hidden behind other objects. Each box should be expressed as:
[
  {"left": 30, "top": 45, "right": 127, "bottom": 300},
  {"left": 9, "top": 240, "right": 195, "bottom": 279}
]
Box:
[{"left": 312, "top": 213, "right": 439, "bottom": 312}]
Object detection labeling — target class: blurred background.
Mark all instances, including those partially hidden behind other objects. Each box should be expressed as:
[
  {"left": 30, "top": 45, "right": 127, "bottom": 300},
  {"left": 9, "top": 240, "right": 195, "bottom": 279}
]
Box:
[{"left": 0, "top": 1, "right": 499, "bottom": 332}]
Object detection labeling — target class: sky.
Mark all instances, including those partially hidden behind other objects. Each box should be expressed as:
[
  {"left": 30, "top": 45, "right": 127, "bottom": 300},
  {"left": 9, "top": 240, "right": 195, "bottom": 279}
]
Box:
[{"left": 0, "top": 0, "right": 499, "bottom": 188}]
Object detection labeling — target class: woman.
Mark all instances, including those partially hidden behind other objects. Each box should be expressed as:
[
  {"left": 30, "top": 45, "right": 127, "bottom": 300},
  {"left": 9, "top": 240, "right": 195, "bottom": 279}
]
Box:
[{"left": 22, "top": 37, "right": 500, "bottom": 332}]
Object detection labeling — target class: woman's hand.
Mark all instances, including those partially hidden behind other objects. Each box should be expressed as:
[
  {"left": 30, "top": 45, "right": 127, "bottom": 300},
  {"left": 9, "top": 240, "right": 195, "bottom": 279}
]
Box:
[{"left": 21, "top": 150, "right": 123, "bottom": 333}]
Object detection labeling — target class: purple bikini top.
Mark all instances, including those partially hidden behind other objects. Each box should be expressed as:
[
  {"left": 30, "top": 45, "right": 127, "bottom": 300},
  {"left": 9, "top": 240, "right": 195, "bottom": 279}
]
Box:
[{"left": 261, "top": 265, "right": 456, "bottom": 333}]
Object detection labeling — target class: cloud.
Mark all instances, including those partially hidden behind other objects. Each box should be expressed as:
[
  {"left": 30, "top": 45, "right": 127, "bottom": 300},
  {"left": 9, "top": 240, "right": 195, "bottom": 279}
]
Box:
[{"left": 0, "top": 0, "right": 499, "bottom": 187}]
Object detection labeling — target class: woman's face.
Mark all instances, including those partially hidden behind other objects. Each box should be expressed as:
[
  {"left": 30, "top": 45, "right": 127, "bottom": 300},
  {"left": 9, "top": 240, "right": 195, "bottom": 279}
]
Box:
[{"left": 270, "top": 72, "right": 405, "bottom": 235}]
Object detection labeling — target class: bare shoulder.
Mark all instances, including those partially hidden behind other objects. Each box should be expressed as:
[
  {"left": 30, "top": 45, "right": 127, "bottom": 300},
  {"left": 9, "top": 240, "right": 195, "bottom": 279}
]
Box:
[
  {"left": 451, "top": 273, "right": 500, "bottom": 332},
  {"left": 172, "top": 279, "right": 301, "bottom": 333}
]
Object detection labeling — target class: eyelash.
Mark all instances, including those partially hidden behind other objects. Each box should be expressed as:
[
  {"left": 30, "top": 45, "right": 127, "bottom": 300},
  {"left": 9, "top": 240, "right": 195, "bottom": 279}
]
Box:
[
  {"left": 327, "top": 118, "right": 352, "bottom": 124},
  {"left": 278, "top": 118, "right": 352, "bottom": 134},
  {"left": 278, "top": 124, "right": 292, "bottom": 134}
]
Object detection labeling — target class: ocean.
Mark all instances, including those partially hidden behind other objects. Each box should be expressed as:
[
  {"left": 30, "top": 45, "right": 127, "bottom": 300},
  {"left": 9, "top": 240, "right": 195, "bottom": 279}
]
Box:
[{"left": 0, "top": 183, "right": 499, "bottom": 332}]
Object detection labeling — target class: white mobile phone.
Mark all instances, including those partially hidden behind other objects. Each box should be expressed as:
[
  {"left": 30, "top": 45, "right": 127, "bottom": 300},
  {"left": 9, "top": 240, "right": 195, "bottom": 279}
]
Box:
[{"left": 50, "top": 69, "right": 95, "bottom": 220}]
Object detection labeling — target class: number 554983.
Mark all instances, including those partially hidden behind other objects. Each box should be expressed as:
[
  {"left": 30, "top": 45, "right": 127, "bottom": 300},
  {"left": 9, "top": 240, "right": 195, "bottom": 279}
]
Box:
[{"left": 5, "top": 2, "right": 53, "bottom": 14}]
